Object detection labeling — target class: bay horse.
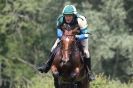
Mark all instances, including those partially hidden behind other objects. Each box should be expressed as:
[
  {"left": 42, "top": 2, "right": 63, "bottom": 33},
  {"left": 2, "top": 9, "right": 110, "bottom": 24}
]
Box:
[{"left": 51, "top": 24, "right": 89, "bottom": 88}]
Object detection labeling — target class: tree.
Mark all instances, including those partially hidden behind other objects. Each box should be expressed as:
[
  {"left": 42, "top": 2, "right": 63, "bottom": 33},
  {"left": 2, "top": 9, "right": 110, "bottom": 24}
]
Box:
[{"left": 80, "top": 0, "right": 133, "bottom": 82}]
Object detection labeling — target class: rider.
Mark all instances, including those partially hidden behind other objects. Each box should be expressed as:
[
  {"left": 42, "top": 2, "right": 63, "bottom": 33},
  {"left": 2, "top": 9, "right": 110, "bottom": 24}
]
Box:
[{"left": 38, "top": 5, "right": 95, "bottom": 81}]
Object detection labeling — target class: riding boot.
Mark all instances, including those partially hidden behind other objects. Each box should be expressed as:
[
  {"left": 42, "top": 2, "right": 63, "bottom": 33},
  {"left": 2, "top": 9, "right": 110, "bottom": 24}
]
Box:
[
  {"left": 84, "top": 57, "right": 95, "bottom": 81},
  {"left": 38, "top": 52, "right": 55, "bottom": 73}
]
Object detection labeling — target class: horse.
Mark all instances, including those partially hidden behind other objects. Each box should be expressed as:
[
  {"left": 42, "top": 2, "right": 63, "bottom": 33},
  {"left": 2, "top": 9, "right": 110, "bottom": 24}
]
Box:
[{"left": 51, "top": 24, "right": 89, "bottom": 88}]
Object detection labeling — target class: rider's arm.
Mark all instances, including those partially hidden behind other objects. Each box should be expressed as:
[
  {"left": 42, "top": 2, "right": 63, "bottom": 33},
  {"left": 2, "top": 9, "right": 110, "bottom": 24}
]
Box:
[
  {"left": 56, "top": 15, "right": 64, "bottom": 39},
  {"left": 75, "top": 33, "right": 88, "bottom": 41},
  {"left": 80, "top": 27, "right": 89, "bottom": 34},
  {"left": 76, "top": 15, "right": 89, "bottom": 41},
  {"left": 57, "top": 28, "right": 63, "bottom": 39}
]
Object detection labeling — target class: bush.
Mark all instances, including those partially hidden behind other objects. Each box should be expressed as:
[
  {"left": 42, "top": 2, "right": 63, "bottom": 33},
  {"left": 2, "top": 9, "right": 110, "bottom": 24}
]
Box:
[{"left": 15, "top": 73, "right": 133, "bottom": 88}]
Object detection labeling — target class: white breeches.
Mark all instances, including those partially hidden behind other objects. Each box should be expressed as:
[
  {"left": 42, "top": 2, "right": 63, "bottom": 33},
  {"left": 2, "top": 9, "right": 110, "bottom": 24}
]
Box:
[
  {"left": 51, "top": 38, "right": 60, "bottom": 52},
  {"left": 51, "top": 38, "right": 90, "bottom": 58},
  {"left": 81, "top": 38, "right": 90, "bottom": 58}
]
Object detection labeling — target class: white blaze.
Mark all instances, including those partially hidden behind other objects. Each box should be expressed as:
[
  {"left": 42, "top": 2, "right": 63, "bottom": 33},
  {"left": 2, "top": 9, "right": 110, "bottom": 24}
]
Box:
[{"left": 66, "top": 37, "right": 69, "bottom": 42}]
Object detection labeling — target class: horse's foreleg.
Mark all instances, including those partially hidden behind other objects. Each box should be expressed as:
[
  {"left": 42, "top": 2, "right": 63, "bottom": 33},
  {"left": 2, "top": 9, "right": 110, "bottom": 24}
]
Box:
[
  {"left": 51, "top": 65, "right": 59, "bottom": 77},
  {"left": 71, "top": 67, "right": 80, "bottom": 79},
  {"left": 53, "top": 76, "right": 60, "bottom": 88},
  {"left": 51, "top": 65, "right": 61, "bottom": 88},
  {"left": 75, "top": 67, "right": 80, "bottom": 76}
]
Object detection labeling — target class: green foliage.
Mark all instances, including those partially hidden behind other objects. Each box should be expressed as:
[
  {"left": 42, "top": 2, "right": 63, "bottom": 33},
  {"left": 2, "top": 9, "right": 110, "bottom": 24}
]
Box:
[
  {"left": 81, "top": 0, "right": 133, "bottom": 81},
  {"left": 14, "top": 74, "right": 133, "bottom": 88},
  {"left": 124, "top": 0, "right": 133, "bottom": 32},
  {"left": 30, "top": 74, "right": 54, "bottom": 88},
  {"left": 91, "top": 74, "right": 133, "bottom": 88}
]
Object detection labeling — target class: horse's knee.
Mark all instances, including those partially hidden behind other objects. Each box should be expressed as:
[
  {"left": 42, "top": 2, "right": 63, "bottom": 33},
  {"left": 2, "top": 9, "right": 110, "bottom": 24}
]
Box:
[
  {"left": 71, "top": 67, "right": 80, "bottom": 79},
  {"left": 53, "top": 72, "right": 60, "bottom": 77},
  {"left": 51, "top": 65, "right": 59, "bottom": 77}
]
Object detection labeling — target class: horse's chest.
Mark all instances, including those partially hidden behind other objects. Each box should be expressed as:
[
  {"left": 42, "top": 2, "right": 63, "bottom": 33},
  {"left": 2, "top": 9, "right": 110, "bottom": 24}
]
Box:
[{"left": 59, "top": 61, "right": 74, "bottom": 72}]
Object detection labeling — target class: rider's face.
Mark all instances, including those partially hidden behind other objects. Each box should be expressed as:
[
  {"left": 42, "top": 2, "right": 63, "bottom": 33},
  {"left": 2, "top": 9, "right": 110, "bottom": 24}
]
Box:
[{"left": 64, "top": 15, "right": 74, "bottom": 24}]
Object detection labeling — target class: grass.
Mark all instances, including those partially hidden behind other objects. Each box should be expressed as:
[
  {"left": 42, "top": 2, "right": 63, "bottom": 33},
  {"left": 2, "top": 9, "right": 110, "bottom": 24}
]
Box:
[
  {"left": 15, "top": 73, "right": 133, "bottom": 88},
  {"left": 91, "top": 74, "right": 133, "bottom": 88}
]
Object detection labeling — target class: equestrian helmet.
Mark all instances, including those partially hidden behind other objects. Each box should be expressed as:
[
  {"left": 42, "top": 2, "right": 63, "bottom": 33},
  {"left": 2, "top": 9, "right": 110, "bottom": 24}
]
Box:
[{"left": 62, "top": 5, "right": 77, "bottom": 15}]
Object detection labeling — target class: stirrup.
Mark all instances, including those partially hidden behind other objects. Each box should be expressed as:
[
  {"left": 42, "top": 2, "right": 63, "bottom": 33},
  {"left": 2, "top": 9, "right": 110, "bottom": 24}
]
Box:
[{"left": 88, "top": 71, "right": 95, "bottom": 81}]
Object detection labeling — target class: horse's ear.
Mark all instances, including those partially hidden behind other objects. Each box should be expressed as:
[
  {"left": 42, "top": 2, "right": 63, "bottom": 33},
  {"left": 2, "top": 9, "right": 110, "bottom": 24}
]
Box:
[
  {"left": 61, "top": 27, "right": 65, "bottom": 32},
  {"left": 61, "top": 23, "right": 67, "bottom": 31},
  {"left": 72, "top": 26, "right": 80, "bottom": 34}
]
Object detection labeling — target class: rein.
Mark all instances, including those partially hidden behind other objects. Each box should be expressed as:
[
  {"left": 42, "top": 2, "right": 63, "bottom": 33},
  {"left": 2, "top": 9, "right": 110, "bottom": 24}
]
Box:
[{"left": 63, "top": 34, "right": 75, "bottom": 36}]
